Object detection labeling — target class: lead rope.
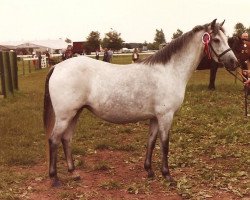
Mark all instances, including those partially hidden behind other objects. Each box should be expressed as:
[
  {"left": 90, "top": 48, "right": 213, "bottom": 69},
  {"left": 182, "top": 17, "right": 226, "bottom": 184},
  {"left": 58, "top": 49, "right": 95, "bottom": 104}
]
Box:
[{"left": 225, "top": 68, "right": 247, "bottom": 83}]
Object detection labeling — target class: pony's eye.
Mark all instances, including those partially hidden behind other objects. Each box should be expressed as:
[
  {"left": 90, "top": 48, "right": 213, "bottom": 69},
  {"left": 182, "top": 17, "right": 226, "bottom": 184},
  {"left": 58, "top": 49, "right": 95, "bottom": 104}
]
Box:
[{"left": 213, "top": 38, "right": 220, "bottom": 43}]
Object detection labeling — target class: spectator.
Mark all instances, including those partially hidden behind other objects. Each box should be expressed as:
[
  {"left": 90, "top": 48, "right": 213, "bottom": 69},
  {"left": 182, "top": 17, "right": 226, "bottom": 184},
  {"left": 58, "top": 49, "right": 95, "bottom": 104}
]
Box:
[
  {"left": 95, "top": 49, "right": 100, "bottom": 60},
  {"left": 45, "top": 51, "right": 51, "bottom": 67},
  {"left": 241, "top": 32, "right": 249, "bottom": 41},
  {"left": 64, "top": 45, "right": 73, "bottom": 60},
  {"left": 132, "top": 48, "right": 140, "bottom": 63},
  {"left": 107, "top": 48, "right": 113, "bottom": 63},
  {"left": 244, "top": 70, "right": 250, "bottom": 88},
  {"left": 103, "top": 48, "right": 109, "bottom": 62}
]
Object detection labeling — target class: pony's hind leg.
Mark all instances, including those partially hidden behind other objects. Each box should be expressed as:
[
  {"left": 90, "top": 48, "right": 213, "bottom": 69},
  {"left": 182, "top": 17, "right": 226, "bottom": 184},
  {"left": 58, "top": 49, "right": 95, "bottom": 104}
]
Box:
[
  {"left": 144, "top": 118, "right": 158, "bottom": 178},
  {"left": 61, "top": 109, "right": 82, "bottom": 181},
  {"left": 49, "top": 116, "right": 74, "bottom": 187}
]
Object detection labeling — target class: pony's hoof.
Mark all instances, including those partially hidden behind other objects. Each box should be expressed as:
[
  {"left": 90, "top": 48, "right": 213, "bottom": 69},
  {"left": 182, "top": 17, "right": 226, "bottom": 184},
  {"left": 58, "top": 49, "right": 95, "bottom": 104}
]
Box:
[
  {"left": 51, "top": 178, "right": 61, "bottom": 187},
  {"left": 73, "top": 175, "right": 81, "bottom": 181},
  {"left": 164, "top": 175, "right": 177, "bottom": 186},
  {"left": 71, "top": 171, "right": 81, "bottom": 181},
  {"left": 208, "top": 87, "right": 215, "bottom": 91},
  {"left": 147, "top": 171, "right": 155, "bottom": 179}
]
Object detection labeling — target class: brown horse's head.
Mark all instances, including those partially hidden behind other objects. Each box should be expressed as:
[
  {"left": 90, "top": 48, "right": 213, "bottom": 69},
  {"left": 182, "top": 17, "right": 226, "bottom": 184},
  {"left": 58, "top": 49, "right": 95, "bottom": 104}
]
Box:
[{"left": 228, "top": 36, "right": 250, "bottom": 67}]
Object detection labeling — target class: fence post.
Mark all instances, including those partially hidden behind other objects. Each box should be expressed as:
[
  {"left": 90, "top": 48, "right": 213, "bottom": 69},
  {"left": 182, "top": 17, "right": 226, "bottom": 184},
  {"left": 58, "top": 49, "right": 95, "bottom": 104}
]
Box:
[
  {"left": 2, "top": 51, "right": 14, "bottom": 97},
  {"left": 28, "top": 60, "right": 31, "bottom": 73},
  {"left": 0, "top": 52, "right": 6, "bottom": 97},
  {"left": 22, "top": 58, "right": 25, "bottom": 75},
  {"left": 9, "top": 51, "right": 18, "bottom": 90}
]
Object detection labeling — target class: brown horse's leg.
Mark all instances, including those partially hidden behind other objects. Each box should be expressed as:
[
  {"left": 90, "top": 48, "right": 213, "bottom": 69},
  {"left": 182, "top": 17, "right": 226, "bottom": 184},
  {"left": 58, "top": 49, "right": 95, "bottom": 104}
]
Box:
[
  {"left": 144, "top": 118, "right": 158, "bottom": 178},
  {"left": 208, "top": 62, "right": 218, "bottom": 90}
]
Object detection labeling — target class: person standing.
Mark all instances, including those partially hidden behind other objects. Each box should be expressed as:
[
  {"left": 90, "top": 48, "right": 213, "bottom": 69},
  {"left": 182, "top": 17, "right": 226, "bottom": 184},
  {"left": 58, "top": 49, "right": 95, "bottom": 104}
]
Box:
[
  {"left": 241, "top": 32, "right": 249, "bottom": 41},
  {"left": 244, "top": 70, "right": 250, "bottom": 88},
  {"left": 95, "top": 49, "right": 100, "bottom": 60},
  {"left": 132, "top": 48, "right": 140, "bottom": 63},
  {"left": 45, "top": 51, "right": 51, "bottom": 67},
  {"left": 103, "top": 48, "right": 109, "bottom": 62},
  {"left": 239, "top": 32, "right": 250, "bottom": 82},
  {"left": 107, "top": 48, "right": 113, "bottom": 63}
]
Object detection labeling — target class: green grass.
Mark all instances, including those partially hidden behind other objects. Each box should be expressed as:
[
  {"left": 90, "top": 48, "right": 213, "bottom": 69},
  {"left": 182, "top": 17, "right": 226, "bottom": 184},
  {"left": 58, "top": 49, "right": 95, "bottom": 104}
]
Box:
[
  {"left": 93, "top": 161, "right": 111, "bottom": 171},
  {"left": 17, "top": 60, "right": 38, "bottom": 75},
  {"left": 0, "top": 55, "right": 249, "bottom": 199}
]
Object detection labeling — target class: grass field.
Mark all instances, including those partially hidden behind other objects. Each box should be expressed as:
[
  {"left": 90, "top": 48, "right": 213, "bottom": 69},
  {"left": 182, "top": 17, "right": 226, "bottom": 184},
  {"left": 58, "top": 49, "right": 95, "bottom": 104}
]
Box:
[{"left": 0, "top": 55, "right": 249, "bottom": 199}]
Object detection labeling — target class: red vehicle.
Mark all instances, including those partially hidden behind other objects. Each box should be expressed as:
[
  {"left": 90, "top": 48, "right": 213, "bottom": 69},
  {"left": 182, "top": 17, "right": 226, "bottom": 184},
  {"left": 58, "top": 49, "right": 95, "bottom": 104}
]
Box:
[{"left": 72, "top": 42, "right": 85, "bottom": 55}]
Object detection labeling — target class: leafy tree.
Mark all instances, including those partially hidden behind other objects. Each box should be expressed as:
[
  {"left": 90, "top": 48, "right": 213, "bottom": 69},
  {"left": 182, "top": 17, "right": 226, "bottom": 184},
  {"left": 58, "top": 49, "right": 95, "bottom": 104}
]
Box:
[
  {"left": 138, "top": 43, "right": 143, "bottom": 48},
  {"left": 154, "top": 29, "right": 166, "bottom": 47},
  {"left": 147, "top": 42, "right": 158, "bottom": 50},
  {"left": 123, "top": 43, "right": 132, "bottom": 49},
  {"left": 86, "top": 31, "right": 101, "bottom": 52},
  {"left": 172, "top": 29, "right": 183, "bottom": 39},
  {"left": 245, "top": 27, "right": 250, "bottom": 36},
  {"left": 233, "top": 23, "right": 246, "bottom": 37},
  {"left": 102, "top": 30, "right": 124, "bottom": 51},
  {"left": 143, "top": 41, "right": 148, "bottom": 46}
]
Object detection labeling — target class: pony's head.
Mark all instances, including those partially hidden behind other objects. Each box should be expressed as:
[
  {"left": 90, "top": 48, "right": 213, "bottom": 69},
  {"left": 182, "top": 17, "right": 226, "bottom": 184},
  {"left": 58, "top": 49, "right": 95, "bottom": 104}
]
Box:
[{"left": 205, "top": 19, "right": 238, "bottom": 71}]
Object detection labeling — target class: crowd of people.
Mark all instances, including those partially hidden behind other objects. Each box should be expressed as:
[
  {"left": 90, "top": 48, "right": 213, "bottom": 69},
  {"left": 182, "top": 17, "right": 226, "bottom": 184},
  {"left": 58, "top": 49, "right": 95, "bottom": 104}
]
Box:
[
  {"left": 61, "top": 45, "right": 141, "bottom": 64},
  {"left": 102, "top": 48, "right": 113, "bottom": 62}
]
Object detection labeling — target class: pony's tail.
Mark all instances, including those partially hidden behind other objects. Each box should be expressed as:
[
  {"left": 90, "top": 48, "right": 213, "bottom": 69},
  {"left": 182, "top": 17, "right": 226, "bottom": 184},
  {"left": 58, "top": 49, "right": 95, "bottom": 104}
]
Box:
[{"left": 43, "top": 67, "right": 55, "bottom": 166}]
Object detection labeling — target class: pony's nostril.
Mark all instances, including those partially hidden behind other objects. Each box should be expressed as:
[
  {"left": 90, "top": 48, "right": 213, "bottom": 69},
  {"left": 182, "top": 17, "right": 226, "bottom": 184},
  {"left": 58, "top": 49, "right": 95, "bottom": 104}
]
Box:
[{"left": 230, "top": 58, "right": 238, "bottom": 67}]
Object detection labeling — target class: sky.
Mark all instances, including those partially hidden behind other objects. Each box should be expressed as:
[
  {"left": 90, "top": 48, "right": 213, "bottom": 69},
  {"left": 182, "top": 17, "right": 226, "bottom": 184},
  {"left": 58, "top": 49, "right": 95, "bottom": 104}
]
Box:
[{"left": 1, "top": 0, "right": 250, "bottom": 43}]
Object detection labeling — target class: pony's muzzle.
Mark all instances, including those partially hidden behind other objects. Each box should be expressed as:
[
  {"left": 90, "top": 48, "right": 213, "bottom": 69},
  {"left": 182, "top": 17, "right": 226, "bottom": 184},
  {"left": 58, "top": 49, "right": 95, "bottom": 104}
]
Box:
[{"left": 224, "top": 56, "right": 239, "bottom": 71}]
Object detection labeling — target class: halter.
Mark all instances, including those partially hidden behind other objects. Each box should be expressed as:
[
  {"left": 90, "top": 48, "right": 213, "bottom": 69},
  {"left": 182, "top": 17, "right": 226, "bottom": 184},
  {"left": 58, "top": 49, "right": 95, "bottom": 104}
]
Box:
[
  {"left": 202, "top": 32, "right": 232, "bottom": 62},
  {"left": 202, "top": 32, "right": 245, "bottom": 83}
]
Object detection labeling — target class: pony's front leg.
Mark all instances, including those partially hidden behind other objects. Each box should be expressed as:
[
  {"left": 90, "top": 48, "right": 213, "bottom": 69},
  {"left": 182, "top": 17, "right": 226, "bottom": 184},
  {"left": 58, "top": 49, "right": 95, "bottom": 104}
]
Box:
[
  {"left": 144, "top": 118, "right": 158, "bottom": 178},
  {"left": 157, "top": 112, "right": 175, "bottom": 182}
]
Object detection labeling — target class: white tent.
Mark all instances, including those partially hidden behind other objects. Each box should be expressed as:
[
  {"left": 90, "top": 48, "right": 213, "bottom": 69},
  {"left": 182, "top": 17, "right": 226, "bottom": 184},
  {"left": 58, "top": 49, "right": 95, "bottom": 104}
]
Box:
[{"left": 0, "top": 39, "right": 71, "bottom": 53}]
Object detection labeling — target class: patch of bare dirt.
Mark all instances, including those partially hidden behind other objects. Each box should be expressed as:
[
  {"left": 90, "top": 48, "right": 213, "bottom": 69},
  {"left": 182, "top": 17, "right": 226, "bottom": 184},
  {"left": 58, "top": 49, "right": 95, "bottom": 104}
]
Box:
[{"left": 13, "top": 149, "right": 243, "bottom": 200}]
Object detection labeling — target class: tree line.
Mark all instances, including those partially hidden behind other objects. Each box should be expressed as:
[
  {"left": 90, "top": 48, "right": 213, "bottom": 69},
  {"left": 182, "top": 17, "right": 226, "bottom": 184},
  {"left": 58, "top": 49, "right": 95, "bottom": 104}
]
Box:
[{"left": 82, "top": 22, "right": 250, "bottom": 52}]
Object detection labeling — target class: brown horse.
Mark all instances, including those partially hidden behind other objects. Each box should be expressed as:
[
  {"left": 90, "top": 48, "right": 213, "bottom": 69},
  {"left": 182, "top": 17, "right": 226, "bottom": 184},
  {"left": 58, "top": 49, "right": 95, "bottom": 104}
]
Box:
[
  {"left": 198, "top": 37, "right": 250, "bottom": 90},
  {"left": 235, "top": 38, "right": 250, "bottom": 68},
  {"left": 196, "top": 56, "right": 222, "bottom": 90}
]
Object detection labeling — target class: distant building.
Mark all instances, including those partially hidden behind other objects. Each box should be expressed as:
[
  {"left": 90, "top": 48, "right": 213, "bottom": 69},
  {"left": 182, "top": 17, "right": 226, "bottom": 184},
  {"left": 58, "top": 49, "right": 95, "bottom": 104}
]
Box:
[
  {"left": 0, "top": 45, "right": 10, "bottom": 51},
  {"left": 123, "top": 43, "right": 143, "bottom": 49},
  {"left": 0, "top": 39, "right": 71, "bottom": 55}
]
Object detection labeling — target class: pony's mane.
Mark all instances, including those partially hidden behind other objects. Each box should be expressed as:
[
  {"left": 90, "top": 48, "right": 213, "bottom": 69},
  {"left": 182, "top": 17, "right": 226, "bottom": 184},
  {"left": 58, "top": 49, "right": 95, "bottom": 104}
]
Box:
[{"left": 141, "top": 23, "right": 224, "bottom": 66}]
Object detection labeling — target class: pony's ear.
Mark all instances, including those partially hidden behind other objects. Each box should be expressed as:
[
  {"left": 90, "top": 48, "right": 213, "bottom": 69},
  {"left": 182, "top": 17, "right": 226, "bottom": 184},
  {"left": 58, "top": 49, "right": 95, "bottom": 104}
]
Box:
[
  {"left": 220, "top": 20, "right": 225, "bottom": 27},
  {"left": 211, "top": 19, "right": 217, "bottom": 30}
]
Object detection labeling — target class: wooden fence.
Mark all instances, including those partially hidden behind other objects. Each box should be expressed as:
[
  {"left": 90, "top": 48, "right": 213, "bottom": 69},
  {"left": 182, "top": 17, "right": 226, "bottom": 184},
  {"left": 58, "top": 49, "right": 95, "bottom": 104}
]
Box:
[{"left": 0, "top": 51, "right": 18, "bottom": 98}]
